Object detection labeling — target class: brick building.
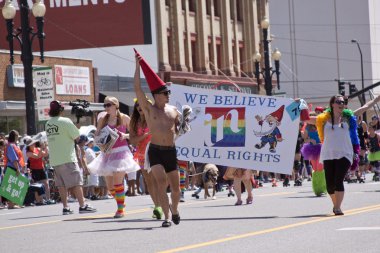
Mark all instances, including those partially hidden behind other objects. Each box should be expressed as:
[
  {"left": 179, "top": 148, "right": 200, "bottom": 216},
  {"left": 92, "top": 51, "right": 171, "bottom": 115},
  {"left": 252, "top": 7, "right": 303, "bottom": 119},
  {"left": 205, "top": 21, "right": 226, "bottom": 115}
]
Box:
[
  {"left": 155, "top": 0, "right": 270, "bottom": 94},
  {"left": 0, "top": 51, "right": 102, "bottom": 134}
]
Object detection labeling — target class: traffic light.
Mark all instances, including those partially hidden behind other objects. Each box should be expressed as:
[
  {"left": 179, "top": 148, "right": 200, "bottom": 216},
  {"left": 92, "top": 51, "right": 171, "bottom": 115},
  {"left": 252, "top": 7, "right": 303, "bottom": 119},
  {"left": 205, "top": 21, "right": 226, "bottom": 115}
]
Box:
[
  {"left": 349, "top": 83, "right": 357, "bottom": 95},
  {"left": 338, "top": 81, "right": 345, "bottom": 95}
]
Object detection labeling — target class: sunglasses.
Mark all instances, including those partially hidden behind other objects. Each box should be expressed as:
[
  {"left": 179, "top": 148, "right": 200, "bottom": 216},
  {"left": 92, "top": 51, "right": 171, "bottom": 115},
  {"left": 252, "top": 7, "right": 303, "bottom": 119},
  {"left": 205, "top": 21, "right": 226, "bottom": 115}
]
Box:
[
  {"left": 334, "top": 100, "right": 345, "bottom": 105},
  {"left": 159, "top": 90, "right": 171, "bottom": 96},
  {"left": 103, "top": 103, "right": 113, "bottom": 108}
]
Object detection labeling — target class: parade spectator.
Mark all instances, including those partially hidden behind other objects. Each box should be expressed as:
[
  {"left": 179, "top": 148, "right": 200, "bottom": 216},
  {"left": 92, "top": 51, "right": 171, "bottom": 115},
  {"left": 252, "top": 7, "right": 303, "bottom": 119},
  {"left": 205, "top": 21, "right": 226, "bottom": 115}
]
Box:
[
  {"left": 3, "top": 130, "right": 25, "bottom": 209},
  {"left": 0, "top": 139, "right": 6, "bottom": 209},
  {"left": 316, "top": 95, "right": 360, "bottom": 215},
  {"left": 84, "top": 138, "right": 99, "bottom": 200},
  {"left": 76, "top": 135, "right": 91, "bottom": 199},
  {"left": 135, "top": 51, "right": 181, "bottom": 227},
  {"left": 366, "top": 125, "right": 380, "bottom": 181},
  {"left": 88, "top": 96, "right": 140, "bottom": 218},
  {"left": 26, "top": 139, "right": 55, "bottom": 204},
  {"left": 46, "top": 101, "right": 96, "bottom": 215}
]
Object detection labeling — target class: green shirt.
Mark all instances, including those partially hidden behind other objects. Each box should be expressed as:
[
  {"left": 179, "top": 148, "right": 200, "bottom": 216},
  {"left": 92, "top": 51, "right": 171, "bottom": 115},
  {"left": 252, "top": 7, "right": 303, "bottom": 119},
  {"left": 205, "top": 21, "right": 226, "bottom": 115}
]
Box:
[{"left": 46, "top": 116, "right": 80, "bottom": 166}]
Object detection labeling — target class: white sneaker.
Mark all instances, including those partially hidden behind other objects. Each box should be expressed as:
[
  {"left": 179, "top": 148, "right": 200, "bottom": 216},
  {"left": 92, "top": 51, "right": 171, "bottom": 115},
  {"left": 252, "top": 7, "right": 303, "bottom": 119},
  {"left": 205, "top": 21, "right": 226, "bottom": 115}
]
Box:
[{"left": 67, "top": 197, "right": 77, "bottom": 203}]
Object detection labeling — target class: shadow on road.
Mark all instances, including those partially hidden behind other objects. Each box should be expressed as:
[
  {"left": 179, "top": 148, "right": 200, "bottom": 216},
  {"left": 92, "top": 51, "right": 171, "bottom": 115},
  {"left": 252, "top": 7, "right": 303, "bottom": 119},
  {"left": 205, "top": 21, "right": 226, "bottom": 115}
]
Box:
[
  {"left": 73, "top": 226, "right": 157, "bottom": 233},
  {"left": 285, "top": 195, "right": 327, "bottom": 199},
  {"left": 179, "top": 216, "right": 278, "bottom": 221},
  {"left": 11, "top": 215, "right": 62, "bottom": 220},
  {"left": 286, "top": 214, "right": 329, "bottom": 219}
]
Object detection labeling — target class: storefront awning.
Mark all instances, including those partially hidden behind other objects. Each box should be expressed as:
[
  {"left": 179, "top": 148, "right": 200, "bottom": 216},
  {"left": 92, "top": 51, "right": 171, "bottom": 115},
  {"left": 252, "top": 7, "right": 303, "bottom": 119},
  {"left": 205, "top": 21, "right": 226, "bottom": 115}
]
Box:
[{"left": 0, "top": 100, "right": 104, "bottom": 111}]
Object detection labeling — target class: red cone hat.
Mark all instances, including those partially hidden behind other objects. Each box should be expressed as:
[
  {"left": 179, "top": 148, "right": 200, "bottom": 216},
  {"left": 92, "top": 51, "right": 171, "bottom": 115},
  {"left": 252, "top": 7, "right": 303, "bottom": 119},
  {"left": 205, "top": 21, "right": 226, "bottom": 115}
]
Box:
[
  {"left": 134, "top": 49, "right": 167, "bottom": 94},
  {"left": 270, "top": 105, "right": 285, "bottom": 122}
]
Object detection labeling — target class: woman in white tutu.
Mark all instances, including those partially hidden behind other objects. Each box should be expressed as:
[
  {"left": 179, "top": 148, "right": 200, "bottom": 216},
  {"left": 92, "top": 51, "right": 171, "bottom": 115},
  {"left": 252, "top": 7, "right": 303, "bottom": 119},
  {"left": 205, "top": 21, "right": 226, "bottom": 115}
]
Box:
[{"left": 88, "top": 96, "right": 140, "bottom": 218}]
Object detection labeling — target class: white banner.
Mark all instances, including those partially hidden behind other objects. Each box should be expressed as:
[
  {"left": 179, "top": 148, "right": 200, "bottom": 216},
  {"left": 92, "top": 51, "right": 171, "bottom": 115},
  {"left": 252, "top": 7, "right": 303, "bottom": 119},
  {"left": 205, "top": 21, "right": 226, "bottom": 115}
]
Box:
[
  {"left": 54, "top": 65, "right": 90, "bottom": 95},
  {"left": 33, "top": 67, "right": 54, "bottom": 121},
  {"left": 171, "top": 84, "right": 301, "bottom": 175}
]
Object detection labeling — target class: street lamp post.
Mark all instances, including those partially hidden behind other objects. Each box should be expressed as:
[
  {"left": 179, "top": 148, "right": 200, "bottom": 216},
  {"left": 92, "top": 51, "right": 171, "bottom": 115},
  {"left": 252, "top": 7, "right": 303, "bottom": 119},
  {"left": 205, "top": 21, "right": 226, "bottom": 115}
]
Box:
[
  {"left": 351, "top": 39, "right": 366, "bottom": 105},
  {"left": 2, "top": 0, "right": 46, "bottom": 135},
  {"left": 254, "top": 17, "right": 281, "bottom": 96}
]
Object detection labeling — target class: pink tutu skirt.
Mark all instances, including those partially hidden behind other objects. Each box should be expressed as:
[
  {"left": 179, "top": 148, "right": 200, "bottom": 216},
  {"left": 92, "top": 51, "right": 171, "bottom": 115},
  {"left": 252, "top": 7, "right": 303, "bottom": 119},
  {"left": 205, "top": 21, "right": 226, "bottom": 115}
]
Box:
[
  {"left": 301, "top": 143, "right": 321, "bottom": 161},
  {"left": 88, "top": 146, "right": 140, "bottom": 176}
]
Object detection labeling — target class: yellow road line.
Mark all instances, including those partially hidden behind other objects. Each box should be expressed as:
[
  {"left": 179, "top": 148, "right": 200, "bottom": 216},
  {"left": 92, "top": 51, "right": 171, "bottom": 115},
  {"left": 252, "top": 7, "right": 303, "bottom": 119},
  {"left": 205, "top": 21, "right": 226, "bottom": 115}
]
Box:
[
  {"left": 158, "top": 204, "right": 380, "bottom": 253},
  {"left": 0, "top": 191, "right": 314, "bottom": 231},
  {"left": 0, "top": 220, "right": 62, "bottom": 230},
  {"left": 256, "top": 192, "right": 295, "bottom": 197}
]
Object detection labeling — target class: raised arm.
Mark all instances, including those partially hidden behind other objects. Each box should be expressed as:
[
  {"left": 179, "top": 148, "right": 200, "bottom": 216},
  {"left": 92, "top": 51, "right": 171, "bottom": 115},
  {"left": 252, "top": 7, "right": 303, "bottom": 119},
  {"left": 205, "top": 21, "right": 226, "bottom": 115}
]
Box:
[
  {"left": 353, "top": 94, "right": 380, "bottom": 116},
  {"left": 134, "top": 55, "right": 151, "bottom": 117}
]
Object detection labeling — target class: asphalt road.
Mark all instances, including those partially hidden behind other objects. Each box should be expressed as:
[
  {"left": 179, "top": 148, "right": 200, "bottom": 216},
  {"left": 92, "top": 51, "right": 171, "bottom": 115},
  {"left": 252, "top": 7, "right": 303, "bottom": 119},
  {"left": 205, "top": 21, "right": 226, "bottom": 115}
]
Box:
[{"left": 1, "top": 177, "right": 379, "bottom": 253}]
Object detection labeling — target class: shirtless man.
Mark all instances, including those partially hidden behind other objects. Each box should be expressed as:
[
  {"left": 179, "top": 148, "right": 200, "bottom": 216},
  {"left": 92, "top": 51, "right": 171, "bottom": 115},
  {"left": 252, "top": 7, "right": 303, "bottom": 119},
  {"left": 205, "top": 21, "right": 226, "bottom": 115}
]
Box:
[{"left": 134, "top": 54, "right": 181, "bottom": 227}]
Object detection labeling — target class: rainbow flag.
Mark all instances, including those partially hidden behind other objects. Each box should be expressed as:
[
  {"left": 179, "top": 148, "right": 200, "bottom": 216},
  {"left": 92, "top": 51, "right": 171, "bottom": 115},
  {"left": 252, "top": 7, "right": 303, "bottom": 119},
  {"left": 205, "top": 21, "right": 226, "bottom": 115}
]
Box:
[{"left": 205, "top": 107, "right": 246, "bottom": 147}]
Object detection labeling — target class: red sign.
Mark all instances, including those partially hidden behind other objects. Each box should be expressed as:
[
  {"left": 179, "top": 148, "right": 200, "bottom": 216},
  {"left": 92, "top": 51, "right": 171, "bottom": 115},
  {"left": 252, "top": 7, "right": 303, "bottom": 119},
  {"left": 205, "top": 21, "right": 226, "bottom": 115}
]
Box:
[{"left": 0, "top": 0, "right": 152, "bottom": 51}]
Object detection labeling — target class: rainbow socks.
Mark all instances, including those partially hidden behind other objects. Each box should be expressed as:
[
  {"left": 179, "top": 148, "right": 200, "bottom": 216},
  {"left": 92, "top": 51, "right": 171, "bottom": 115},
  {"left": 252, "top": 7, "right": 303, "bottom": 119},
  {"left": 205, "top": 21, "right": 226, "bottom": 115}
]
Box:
[{"left": 114, "top": 184, "right": 125, "bottom": 214}]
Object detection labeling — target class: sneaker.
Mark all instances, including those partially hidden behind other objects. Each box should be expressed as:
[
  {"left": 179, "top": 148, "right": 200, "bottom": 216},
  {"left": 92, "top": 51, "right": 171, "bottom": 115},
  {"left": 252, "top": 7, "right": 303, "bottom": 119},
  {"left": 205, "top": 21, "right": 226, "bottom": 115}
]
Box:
[
  {"left": 67, "top": 197, "right": 77, "bottom": 203},
  {"left": 35, "top": 201, "right": 47, "bottom": 206},
  {"left": 63, "top": 207, "right": 74, "bottom": 215},
  {"left": 114, "top": 212, "right": 125, "bottom": 218},
  {"left": 162, "top": 220, "right": 172, "bottom": 227},
  {"left": 153, "top": 206, "right": 163, "bottom": 220},
  {"left": 79, "top": 204, "right": 97, "bottom": 214},
  {"left": 46, "top": 199, "right": 56, "bottom": 205},
  {"left": 90, "top": 195, "right": 100, "bottom": 201},
  {"left": 172, "top": 213, "right": 180, "bottom": 225}
]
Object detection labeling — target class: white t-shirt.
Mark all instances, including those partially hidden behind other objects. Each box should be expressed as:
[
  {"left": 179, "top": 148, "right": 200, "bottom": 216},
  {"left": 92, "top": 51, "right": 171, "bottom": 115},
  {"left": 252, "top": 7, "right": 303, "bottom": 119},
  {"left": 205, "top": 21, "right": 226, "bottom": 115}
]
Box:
[{"left": 320, "top": 121, "right": 353, "bottom": 164}]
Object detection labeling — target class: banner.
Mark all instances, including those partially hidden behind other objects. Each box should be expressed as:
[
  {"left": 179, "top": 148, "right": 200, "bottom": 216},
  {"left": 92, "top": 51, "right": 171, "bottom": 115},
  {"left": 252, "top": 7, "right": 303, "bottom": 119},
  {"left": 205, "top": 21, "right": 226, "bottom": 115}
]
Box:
[
  {"left": 54, "top": 65, "right": 91, "bottom": 95},
  {"left": 0, "top": 0, "right": 152, "bottom": 51},
  {"left": 34, "top": 67, "right": 55, "bottom": 121},
  {"left": 0, "top": 168, "right": 29, "bottom": 206},
  {"left": 171, "top": 84, "right": 301, "bottom": 174}
]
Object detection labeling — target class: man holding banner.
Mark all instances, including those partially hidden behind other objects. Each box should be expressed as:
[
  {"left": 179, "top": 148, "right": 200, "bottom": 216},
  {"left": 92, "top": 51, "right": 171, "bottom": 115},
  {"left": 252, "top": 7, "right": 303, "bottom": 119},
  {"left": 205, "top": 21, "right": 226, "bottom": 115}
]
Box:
[{"left": 134, "top": 50, "right": 181, "bottom": 228}]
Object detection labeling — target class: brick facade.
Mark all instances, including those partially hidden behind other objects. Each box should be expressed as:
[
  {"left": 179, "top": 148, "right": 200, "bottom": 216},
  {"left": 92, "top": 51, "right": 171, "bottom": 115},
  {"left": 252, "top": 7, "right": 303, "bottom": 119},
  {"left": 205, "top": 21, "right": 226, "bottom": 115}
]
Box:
[{"left": 0, "top": 52, "right": 95, "bottom": 102}]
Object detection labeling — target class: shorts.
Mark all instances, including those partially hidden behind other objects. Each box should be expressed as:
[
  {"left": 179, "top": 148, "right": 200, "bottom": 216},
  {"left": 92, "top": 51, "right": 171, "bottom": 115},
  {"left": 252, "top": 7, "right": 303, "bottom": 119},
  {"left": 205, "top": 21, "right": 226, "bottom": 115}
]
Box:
[
  {"left": 127, "top": 171, "right": 137, "bottom": 181},
  {"left": 53, "top": 162, "right": 83, "bottom": 189},
  {"left": 86, "top": 174, "right": 99, "bottom": 187},
  {"left": 148, "top": 144, "right": 178, "bottom": 173},
  {"left": 31, "top": 169, "right": 48, "bottom": 182},
  {"left": 98, "top": 176, "right": 107, "bottom": 187}
]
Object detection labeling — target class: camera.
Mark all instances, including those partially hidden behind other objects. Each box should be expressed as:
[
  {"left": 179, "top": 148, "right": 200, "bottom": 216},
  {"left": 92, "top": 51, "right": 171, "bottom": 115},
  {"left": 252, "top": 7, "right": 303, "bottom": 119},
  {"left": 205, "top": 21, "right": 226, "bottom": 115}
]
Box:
[{"left": 69, "top": 99, "right": 93, "bottom": 123}]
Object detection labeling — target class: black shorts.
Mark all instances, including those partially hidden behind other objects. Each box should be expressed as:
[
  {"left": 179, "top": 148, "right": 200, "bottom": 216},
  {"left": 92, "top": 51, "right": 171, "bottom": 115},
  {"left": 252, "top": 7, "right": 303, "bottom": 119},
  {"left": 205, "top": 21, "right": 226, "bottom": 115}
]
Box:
[
  {"left": 31, "top": 169, "right": 48, "bottom": 182},
  {"left": 148, "top": 144, "right": 178, "bottom": 173}
]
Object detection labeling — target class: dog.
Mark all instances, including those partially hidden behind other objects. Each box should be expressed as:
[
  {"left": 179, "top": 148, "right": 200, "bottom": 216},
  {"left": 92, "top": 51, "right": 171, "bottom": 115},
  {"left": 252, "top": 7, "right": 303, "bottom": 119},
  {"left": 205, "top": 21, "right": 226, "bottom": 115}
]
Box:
[{"left": 192, "top": 163, "right": 219, "bottom": 200}]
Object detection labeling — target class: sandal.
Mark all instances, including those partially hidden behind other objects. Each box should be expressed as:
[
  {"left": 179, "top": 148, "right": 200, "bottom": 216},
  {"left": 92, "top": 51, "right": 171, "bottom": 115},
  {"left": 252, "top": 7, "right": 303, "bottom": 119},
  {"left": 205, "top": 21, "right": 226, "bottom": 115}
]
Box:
[
  {"left": 235, "top": 200, "right": 243, "bottom": 206},
  {"left": 333, "top": 208, "right": 344, "bottom": 216},
  {"left": 172, "top": 213, "right": 181, "bottom": 225},
  {"left": 246, "top": 197, "right": 253, "bottom": 205},
  {"left": 162, "top": 220, "right": 172, "bottom": 227}
]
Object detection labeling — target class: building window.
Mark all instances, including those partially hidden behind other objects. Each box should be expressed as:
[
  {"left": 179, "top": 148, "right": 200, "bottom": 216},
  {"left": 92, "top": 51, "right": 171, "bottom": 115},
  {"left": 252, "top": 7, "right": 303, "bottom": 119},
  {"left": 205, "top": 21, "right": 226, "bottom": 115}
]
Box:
[
  {"left": 208, "top": 42, "right": 213, "bottom": 71},
  {"left": 189, "top": 0, "right": 196, "bottom": 12},
  {"left": 230, "top": 0, "right": 235, "bottom": 20},
  {"left": 165, "top": 0, "right": 170, "bottom": 7},
  {"left": 0, "top": 116, "right": 23, "bottom": 135},
  {"left": 236, "top": 0, "right": 242, "bottom": 21},
  {"left": 168, "top": 34, "right": 174, "bottom": 69},
  {"left": 213, "top": 0, "right": 220, "bottom": 17},
  {"left": 181, "top": 0, "right": 186, "bottom": 10},
  {"left": 191, "top": 38, "right": 198, "bottom": 72},
  {"left": 216, "top": 43, "right": 222, "bottom": 74},
  {"left": 206, "top": 0, "right": 211, "bottom": 15}
]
